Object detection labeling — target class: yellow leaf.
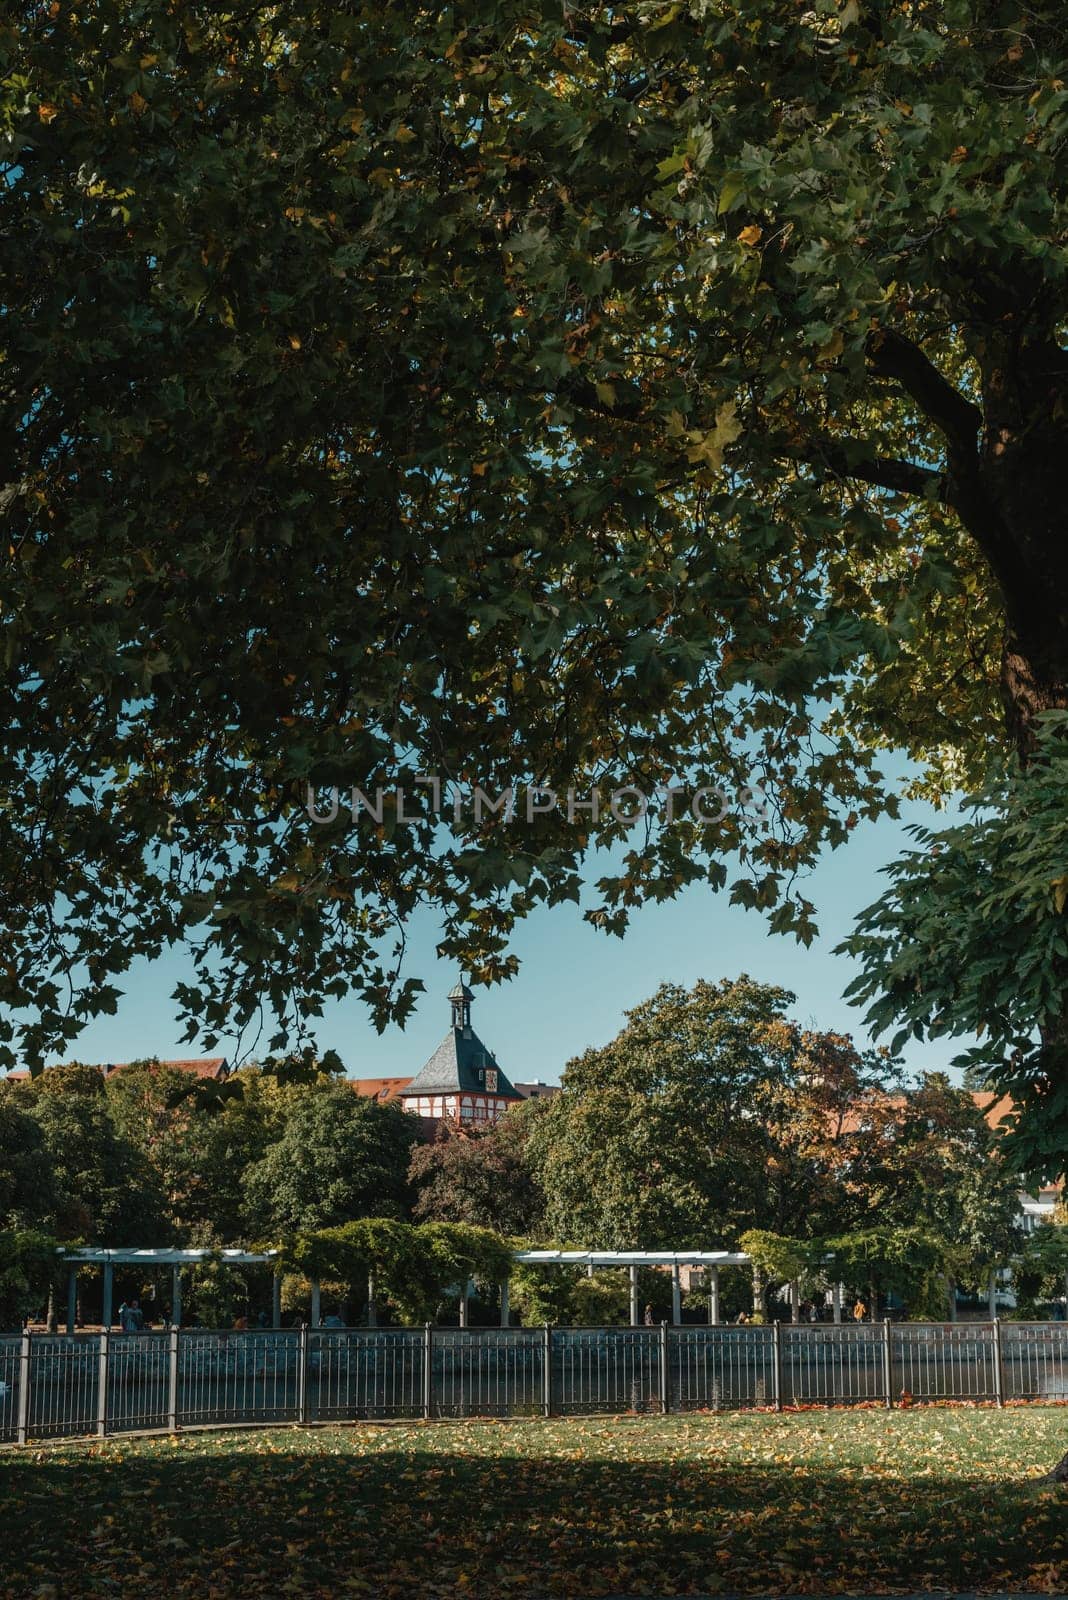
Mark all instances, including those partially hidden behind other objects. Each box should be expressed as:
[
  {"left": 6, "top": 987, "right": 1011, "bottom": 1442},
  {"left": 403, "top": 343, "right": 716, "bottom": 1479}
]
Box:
[
  {"left": 38, "top": 103, "right": 59, "bottom": 123},
  {"left": 817, "top": 329, "right": 844, "bottom": 363},
  {"left": 685, "top": 399, "right": 742, "bottom": 471},
  {"left": 1052, "top": 876, "right": 1068, "bottom": 914},
  {"left": 288, "top": 334, "right": 301, "bottom": 350},
  {"left": 129, "top": 91, "right": 148, "bottom": 115},
  {"left": 737, "top": 224, "right": 763, "bottom": 247},
  {"left": 472, "top": 461, "right": 489, "bottom": 476}
]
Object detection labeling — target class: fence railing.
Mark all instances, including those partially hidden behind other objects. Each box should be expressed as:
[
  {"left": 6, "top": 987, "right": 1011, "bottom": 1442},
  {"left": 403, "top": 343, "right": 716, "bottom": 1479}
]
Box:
[{"left": 1, "top": 1321, "right": 1065, "bottom": 1445}]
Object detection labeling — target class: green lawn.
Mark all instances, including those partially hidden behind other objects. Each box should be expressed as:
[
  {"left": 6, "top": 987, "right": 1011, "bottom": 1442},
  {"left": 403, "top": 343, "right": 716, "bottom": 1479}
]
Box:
[{"left": 2, "top": 1408, "right": 1066, "bottom": 1597}]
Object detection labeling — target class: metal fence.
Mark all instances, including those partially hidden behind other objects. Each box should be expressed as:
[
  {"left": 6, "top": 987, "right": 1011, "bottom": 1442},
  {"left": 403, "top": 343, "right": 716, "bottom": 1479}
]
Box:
[{"left": 1, "top": 1321, "right": 1065, "bottom": 1445}]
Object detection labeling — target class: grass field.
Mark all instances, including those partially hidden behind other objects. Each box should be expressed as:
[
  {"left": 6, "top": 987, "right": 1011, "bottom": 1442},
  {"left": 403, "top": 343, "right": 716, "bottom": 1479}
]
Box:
[{"left": 1, "top": 1407, "right": 1066, "bottom": 1597}]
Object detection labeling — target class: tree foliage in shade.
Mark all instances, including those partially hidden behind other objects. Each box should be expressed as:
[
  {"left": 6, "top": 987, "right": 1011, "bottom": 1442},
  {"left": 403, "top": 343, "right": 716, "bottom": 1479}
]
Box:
[
  {"left": 105, "top": 1061, "right": 285, "bottom": 1243},
  {"left": 5, "top": 1, "right": 1068, "bottom": 1080},
  {"left": 0, "top": 1095, "right": 55, "bottom": 1228},
  {"left": 821, "top": 1225, "right": 951, "bottom": 1320},
  {"left": 9, "top": 1064, "right": 168, "bottom": 1244},
  {"left": 0, "top": 1228, "right": 59, "bottom": 1330},
  {"left": 1013, "top": 1218, "right": 1068, "bottom": 1317}
]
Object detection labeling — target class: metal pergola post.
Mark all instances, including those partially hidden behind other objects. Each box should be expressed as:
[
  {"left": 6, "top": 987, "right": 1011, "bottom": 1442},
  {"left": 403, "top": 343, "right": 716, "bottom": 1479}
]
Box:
[
  {"left": 66, "top": 1267, "right": 78, "bottom": 1334},
  {"left": 500, "top": 1277, "right": 510, "bottom": 1328},
  {"left": 101, "top": 1261, "right": 114, "bottom": 1330},
  {"left": 172, "top": 1264, "right": 183, "bottom": 1329},
  {"left": 708, "top": 1266, "right": 720, "bottom": 1326},
  {"left": 671, "top": 1265, "right": 682, "bottom": 1326},
  {"left": 629, "top": 1265, "right": 639, "bottom": 1327}
]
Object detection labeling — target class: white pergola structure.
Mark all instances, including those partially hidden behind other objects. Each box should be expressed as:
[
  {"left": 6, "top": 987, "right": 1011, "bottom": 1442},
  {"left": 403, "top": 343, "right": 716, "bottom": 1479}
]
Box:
[
  {"left": 61, "top": 1247, "right": 282, "bottom": 1333},
  {"left": 59, "top": 1245, "right": 752, "bottom": 1332},
  {"left": 511, "top": 1249, "right": 750, "bottom": 1328}
]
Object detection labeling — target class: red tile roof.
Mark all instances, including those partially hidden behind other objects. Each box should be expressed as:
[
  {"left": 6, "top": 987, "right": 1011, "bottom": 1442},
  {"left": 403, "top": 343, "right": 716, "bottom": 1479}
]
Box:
[
  {"left": 350, "top": 1076, "right": 413, "bottom": 1102},
  {"left": 3, "top": 1057, "right": 229, "bottom": 1083},
  {"left": 106, "top": 1057, "right": 229, "bottom": 1080},
  {"left": 971, "top": 1090, "right": 1016, "bottom": 1131}
]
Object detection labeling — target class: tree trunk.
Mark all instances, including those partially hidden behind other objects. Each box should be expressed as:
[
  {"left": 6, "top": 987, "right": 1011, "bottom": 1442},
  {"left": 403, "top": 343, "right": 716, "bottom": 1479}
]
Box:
[{"left": 999, "top": 639, "right": 1068, "bottom": 758}]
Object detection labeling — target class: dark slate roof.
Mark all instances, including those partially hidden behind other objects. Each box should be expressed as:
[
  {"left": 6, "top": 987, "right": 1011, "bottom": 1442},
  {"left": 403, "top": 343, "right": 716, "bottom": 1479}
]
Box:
[
  {"left": 400, "top": 1025, "right": 521, "bottom": 1100},
  {"left": 447, "top": 979, "right": 473, "bottom": 1002}
]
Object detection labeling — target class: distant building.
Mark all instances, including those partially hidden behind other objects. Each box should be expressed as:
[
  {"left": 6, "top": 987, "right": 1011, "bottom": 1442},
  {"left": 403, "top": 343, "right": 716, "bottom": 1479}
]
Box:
[
  {"left": 395, "top": 982, "right": 523, "bottom": 1126},
  {"left": 514, "top": 1080, "right": 561, "bottom": 1101},
  {"left": 2, "top": 1056, "right": 229, "bottom": 1083}
]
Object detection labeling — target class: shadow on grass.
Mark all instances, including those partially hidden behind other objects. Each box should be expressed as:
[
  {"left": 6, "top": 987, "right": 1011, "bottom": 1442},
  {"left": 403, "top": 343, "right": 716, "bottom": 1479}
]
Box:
[{"left": 0, "top": 1436, "right": 1065, "bottom": 1597}]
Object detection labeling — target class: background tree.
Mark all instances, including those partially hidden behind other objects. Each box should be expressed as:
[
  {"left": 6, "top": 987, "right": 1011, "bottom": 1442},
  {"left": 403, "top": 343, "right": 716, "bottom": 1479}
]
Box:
[
  {"left": 408, "top": 1101, "right": 547, "bottom": 1235},
  {"left": 106, "top": 1061, "right": 284, "bottom": 1242},
  {"left": 15, "top": 1065, "right": 166, "bottom": 1244},
  {"left": 283, "top": 1218, "right": 514, "bottom": 1324},
  {"left": 1013, "top": 1220, "right": 1068, "bottom": 1319},
  {"left": 737, "top": 1230, "right": 815, "bottom": 1322},
  {"left": 0, "top": 1229, "right": 59, "bottom": 1331},
  {"left": 527, "top": 976, "right": 901, "bottom": 1250},
  {"left": 822, "top": 1227, "right": 951, "bottom": 1323},
  {"left": 4, "top": 2, "right": 1068, "bottom": 1158},
  {"left": 847, "top": 1074, "right": 1022, "bottom": 1289},
  {"left": 0, "top": 1091, "right": 55, "bottom": 1229},
  {"left": 243, "top": 1083, "right": 417, "bottom": 1236}
]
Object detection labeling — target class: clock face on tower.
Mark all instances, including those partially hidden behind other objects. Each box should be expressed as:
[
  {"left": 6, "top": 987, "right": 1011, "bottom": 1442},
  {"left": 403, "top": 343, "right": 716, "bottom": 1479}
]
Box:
[{"left": 485, "top": 1068, "right": 498, "bottom": 1093}]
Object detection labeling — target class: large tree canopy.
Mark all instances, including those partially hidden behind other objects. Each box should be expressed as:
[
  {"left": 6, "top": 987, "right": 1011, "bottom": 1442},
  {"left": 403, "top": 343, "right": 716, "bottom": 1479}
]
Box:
[
  {"left": 3, "top": 3, "right": 1067, "bottom": 1074},
  {"left": 242, "top": 1081, "right": 418, "bottom": 1235},
  {"left": 527, "top": 974, "right": 930, "bottom": 1248}
]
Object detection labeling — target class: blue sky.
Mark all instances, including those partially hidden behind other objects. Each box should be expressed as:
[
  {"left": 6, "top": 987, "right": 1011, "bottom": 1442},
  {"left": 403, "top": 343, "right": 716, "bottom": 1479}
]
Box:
[{"left": 27, "top": 777, "right": 967, "bottom": 1089}]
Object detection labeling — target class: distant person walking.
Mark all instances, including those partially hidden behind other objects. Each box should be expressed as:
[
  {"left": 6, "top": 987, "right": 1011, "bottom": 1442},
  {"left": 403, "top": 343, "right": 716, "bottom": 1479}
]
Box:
[
  {"left": 852, "top": 1299, "right": 867, "bottom": 1324},
  {"left": 118, "top": 1298, "right": 142, "bottom": 1333},
  {"left": 643, "top": 1304, "right": 655, "bottom": 1327}
]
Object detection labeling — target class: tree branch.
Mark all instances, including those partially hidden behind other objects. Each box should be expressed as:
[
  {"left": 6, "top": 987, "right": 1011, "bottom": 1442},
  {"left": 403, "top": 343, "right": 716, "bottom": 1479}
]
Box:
[
  {"left": 778, "top": 434, "right": 950, "bottom": 502},
  {"left": 865, "top": 329, "right": 982, "bottom": 453}
]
